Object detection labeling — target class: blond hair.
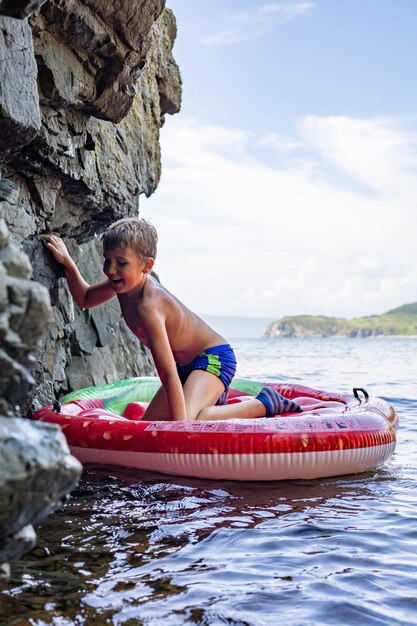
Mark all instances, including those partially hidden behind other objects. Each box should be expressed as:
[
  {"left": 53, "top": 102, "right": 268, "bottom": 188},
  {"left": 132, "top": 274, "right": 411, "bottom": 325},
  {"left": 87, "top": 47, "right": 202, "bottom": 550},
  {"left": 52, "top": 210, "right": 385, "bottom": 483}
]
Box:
[{"left": 102, "top": 217, "right": 157, "bottom": 260}]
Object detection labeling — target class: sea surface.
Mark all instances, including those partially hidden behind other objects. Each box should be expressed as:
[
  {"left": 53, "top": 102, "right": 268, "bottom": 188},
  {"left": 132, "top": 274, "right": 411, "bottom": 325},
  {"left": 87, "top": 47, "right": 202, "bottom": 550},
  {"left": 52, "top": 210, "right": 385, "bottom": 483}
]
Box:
[{"left": 1, "top": 337, "right": 417, "bottom": 626}]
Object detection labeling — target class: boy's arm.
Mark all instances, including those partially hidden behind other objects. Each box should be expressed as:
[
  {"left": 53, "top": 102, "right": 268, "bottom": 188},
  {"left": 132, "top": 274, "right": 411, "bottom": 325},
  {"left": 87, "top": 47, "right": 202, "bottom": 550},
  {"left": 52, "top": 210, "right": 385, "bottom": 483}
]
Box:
[
  {"left": 140, "top": 308, "right": 187, "bottom": 421},
  {"left": 42, "top": 234, "right": 115, "bottom": 308}
]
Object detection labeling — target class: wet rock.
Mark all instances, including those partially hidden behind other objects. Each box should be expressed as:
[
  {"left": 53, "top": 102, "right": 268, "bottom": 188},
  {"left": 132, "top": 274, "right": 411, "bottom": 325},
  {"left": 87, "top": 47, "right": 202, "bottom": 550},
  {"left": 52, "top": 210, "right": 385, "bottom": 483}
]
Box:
[
  {"left": 0, "top": 524, "right": 36, "bottom": 564},
  {"left": 0, "top": 416, "right": 82, "bottom": 565}
]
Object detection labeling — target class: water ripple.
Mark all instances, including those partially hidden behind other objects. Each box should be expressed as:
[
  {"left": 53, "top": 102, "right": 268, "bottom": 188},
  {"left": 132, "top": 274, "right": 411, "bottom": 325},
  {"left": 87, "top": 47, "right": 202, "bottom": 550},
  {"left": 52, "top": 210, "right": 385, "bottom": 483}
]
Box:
[{"left": 1, "top": 338, "right": 417, "bottom": 625}]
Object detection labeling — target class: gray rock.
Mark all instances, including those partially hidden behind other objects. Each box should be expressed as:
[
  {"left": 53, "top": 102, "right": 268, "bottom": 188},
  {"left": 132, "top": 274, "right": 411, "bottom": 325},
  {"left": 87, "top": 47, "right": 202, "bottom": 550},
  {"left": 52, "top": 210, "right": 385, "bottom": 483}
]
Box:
[
  {"left": 0, "top": 0, "right": 181, "bottom": 570},
  {"left": 0, "top": 262, "right": 7, "bottom": 311},
  {"left": 0, "top": 312, "right": 8, "bottom": 342},
  {"left": 0, "top": 219, "right": 10, "bottom": 248},
  {"left": 0, "top": 349, "right": 35, "bottom": 409},
  {"left": 0, "top": 561, "right": 10, "bottom": 579},
  {"left": 31, "top": 379, "right": 55, "bottom": 412},
  {"left": 0, "top": 524, "right": 36, "bottom": 564},
  {"left": 7, "top": 276, "right": 51, "bottom": 347},
  {"left": 0, "top": 2, "right": 180, "bottom": 413},
  {"left": 0, "top": 416, "right": 82, "bottom": 564},
  {"left": 0, "top": 182, "right": 39, "bottom": 244},
  {"left": 0, "top": 179, "right": 19, "bottom": 204},
  {"left": 70, "top": 308, "right": 98, "bottom": 356},
  {"left": 90, "top": 299, "right": 120, "bottom": 348},
  {"left": 39, "top": 0, "right": 166, "bottom": 123},
  {"left": 0, "top": 242, "right": 32, "bottom": 279},
  {"left": 151, "top": 9, "right": 182, "bottom": 116},
  {"left": 66, "top": 345, "right": 119, "bottom": 390},
  {"left": 0, "top": 0, "right": 48, "bottom": 19},
  {"left": 0, "top": 16, "right": 41, "bottom": 162}
]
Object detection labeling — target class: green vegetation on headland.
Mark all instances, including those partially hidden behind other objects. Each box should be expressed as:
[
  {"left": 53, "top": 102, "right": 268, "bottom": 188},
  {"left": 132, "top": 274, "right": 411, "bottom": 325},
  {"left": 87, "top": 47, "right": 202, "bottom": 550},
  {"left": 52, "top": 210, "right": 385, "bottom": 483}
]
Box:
[{"left": 265, "top": 303, "right": 417, "bottom": 338}]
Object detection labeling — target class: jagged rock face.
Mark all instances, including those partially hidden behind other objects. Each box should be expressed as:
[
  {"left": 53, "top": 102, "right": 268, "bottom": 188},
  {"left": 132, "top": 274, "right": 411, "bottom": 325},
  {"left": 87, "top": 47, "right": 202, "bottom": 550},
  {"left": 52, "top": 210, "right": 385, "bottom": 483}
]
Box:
[
  {"left": 2, "top": 2, "right": 181, "bottom": 233},
  {"left": 0, "top": 0, "right": 47, "bottom": 20},
  {"left": 0, "top": 211, "right": 52, "bottom": 415},
  {"left": 0, "top": 16, "right": 41, "bottom": 159},
  {"left": 37, "top": 0, "right": 167, "bottom": 123},
  {"left": 0, "top": 0, "right": 181, "bottom": 572},
  {"left": 0, "top": 0, "right": 181, "bottom": 412}
]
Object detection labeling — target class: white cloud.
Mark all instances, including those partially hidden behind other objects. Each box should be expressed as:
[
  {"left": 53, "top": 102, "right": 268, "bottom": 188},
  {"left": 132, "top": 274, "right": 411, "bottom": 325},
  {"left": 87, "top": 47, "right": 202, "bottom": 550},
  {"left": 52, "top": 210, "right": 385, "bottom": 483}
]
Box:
[
  {"left": 259, "top": 2, "right": 316, "bottom": 19},
  {"left": 141, "top": 114, "right": 417, "bottom": 319},
  {"left": 299, "top": 115, "right": 417, "bottom": 197},
  {"left": 255, "top": 132, "right": 302, "bottom": 152},
  {"left": 201, "top": 1, "right": 315, "bottom": 46},
  {"left": 235, "top": 262, "right": 417, "bottom": 319}
]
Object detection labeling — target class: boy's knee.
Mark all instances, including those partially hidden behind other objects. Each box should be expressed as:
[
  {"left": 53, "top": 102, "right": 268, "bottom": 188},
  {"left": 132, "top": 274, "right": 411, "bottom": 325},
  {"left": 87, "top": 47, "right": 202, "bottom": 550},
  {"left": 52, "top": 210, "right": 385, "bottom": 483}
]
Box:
[{"left": 194, "top": 406, "right": 211, "bottom": 421}]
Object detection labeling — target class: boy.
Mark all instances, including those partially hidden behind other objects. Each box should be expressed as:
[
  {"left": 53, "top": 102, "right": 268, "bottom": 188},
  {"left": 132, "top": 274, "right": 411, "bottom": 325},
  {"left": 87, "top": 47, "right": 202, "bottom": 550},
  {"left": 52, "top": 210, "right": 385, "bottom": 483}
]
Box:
[{"left": 43, "top": 218, "right": 301, "bottom": 421}]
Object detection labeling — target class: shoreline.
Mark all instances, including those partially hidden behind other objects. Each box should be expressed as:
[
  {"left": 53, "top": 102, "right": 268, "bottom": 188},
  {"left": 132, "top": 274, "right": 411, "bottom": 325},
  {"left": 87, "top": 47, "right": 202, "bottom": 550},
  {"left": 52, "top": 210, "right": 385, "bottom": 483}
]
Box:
[{"left": 262, "top": 334, "right": 417, "bottom": 339}]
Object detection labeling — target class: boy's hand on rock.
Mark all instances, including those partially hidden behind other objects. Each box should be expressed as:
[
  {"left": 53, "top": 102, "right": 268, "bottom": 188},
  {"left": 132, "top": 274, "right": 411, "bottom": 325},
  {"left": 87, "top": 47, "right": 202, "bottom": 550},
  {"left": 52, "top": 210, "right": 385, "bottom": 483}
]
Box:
[{"left": 41, "top": 234, "right": 72, "bottom": 267}]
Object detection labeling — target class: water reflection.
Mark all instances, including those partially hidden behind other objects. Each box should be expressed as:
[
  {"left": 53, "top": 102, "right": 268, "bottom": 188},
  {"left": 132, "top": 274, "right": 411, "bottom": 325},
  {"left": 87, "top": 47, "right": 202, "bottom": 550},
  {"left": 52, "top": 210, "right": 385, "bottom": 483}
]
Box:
[
  {"left": 1, "top": 337, "right": 416, "bottom": 625},
  {"left": 0, "top": 461, "right": 405, "bottom": 625}
]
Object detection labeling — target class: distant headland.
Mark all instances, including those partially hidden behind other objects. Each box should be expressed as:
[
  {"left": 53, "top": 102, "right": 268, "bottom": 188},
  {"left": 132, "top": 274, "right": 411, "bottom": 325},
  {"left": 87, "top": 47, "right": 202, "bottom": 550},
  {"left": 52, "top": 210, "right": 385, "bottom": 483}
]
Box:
[{"left": 265, "top": 303, "right": 417, "bottom": 338}]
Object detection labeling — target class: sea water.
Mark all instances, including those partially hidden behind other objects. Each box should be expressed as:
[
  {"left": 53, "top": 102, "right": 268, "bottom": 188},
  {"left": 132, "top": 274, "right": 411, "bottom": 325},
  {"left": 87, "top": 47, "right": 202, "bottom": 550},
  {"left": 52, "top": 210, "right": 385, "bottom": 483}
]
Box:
[{"left": 1, "top": 337, "right": 417, "bottom": 625}]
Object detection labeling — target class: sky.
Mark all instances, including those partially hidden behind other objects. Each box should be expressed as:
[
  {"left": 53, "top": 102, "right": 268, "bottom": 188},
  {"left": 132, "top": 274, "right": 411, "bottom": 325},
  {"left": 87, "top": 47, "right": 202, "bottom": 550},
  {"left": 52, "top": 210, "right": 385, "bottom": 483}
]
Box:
[{"left": 141, "top": 0, "right": 417, "bottom": 320}]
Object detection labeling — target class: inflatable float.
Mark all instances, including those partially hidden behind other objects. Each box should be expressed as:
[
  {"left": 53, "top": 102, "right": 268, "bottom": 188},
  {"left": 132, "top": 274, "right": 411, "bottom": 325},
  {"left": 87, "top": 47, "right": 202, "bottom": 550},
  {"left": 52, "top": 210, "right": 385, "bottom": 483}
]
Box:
[{"left": 32, "top": 377, "right": 398, "bottom": 481}]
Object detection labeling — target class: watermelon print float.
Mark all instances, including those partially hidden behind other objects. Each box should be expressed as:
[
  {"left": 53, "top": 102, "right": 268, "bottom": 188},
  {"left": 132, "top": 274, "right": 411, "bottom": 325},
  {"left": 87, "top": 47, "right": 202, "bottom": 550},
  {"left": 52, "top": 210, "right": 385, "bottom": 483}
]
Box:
[{"left": 32, "top": 377, "right": 398, "bottom": 481}]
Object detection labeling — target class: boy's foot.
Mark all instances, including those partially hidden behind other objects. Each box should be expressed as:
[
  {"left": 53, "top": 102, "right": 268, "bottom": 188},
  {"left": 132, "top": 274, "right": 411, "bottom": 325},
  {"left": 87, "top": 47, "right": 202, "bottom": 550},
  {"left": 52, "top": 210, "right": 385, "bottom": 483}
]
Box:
[{"left": 256, "top": 386, "right": 302, "bottom": 417}]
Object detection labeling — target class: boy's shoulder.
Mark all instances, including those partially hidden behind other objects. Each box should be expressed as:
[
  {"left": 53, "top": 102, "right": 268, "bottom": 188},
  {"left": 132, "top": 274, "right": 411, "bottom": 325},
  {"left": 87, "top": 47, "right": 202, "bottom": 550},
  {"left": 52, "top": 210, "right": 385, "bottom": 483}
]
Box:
[{"left": 142, "top": 277, "right": 173, "bottom": 308}]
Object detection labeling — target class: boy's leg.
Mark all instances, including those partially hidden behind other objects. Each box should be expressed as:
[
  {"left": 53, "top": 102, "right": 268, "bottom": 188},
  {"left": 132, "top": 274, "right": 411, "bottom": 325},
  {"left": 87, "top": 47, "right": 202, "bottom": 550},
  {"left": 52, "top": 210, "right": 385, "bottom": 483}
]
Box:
[
  {"left": 141, "top": 385, "right": 172, "bottom": 421},
  {"left": 142, "top": 372, "right": 302, "bottom": 422},
  {"left": 183, "top": 371, "right": 285, "bottom": 421},
  {"left": 142, "top": 370, "right": 227, "bottom": 421},
  {"left": 182, "top": 369, "right": 227, "bottom": 420},
  {"left": 196, "top": 394, "right": 266, "bottom": 421},
  {"left": 196, "top": 386, "right": 302, "bottom": 420}
]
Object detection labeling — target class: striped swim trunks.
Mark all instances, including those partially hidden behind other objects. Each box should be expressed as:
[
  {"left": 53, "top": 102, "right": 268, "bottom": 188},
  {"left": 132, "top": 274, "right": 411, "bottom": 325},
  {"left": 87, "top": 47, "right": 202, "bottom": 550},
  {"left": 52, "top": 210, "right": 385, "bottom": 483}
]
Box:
[{"left": 176, "top": 343, "right": 237, "bottom": 405}]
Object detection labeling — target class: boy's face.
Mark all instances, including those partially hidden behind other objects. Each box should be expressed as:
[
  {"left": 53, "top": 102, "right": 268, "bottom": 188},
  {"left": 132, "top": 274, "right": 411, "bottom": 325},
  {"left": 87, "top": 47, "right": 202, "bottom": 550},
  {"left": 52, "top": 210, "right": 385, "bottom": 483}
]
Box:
[{"left": 103, "top": 245, "right": 154, "bottom": 294}]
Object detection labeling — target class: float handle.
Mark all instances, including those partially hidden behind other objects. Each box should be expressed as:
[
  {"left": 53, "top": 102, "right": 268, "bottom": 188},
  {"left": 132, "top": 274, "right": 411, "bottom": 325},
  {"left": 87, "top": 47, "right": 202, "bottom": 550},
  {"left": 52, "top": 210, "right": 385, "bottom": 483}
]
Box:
[{"left": 353, "top": 388, "right": 369, "bottom": 401}]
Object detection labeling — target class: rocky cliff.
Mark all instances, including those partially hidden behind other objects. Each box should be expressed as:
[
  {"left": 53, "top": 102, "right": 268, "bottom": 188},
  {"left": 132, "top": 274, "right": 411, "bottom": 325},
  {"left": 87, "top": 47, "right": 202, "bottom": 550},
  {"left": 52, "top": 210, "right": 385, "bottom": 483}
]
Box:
[
  {"left": 0, "top": 0, "right": 181, "bottom": 573},
  {"left": 0, "top": 0, "right": 181, "bottom": 412}
]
